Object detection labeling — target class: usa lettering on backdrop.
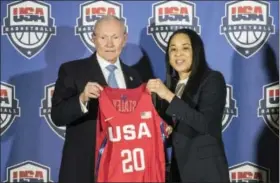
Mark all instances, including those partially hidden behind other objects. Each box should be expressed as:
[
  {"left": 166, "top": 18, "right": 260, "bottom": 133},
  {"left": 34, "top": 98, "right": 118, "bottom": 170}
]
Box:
[
  {"left": 4, "top": 161, "right": 53, "bottom": 182},
  {"left": 229, "top": 162, "right": 270, "bottom": 183}
]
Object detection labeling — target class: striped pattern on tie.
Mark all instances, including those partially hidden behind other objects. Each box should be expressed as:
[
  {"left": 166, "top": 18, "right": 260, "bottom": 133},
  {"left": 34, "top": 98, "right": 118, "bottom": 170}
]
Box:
[{"left": 175, "top": 83, "right": 185, "bottom": 98}]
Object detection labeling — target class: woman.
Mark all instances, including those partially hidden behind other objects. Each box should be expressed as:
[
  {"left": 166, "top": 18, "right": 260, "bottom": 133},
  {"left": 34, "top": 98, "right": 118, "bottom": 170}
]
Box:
[{"left": 146, "top": 28, "right": 230, "bottom": 182}]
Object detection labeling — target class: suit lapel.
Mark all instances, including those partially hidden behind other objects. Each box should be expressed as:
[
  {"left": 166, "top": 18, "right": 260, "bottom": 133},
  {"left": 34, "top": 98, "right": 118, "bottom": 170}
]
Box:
[
  {"left": 180, "top": 79, "right": 200, "bottom": 109},
  {"left": 86, "top": 53, "right": 107, "bottom": 86},
  {"left": 169, "top": 77, "right": 178, "bottom": 93},
  {"left": 180, "top": 88, "right": 189, "bottom": 102},
  {"left": 120, "top": 62, "right": 135, "bottom": 89}
]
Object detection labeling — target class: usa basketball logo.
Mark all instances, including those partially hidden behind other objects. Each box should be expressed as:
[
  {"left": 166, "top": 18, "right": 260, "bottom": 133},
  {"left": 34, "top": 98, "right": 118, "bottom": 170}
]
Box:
[
  {"left": 258, "top": 81, "right": 279, "bottom": 137},
  {"left": 1, "top": 82, "right": 20, "bottom": 136},
  {"left": 40, "top": 83, "right": 66, "bottom": 139},
  {"left": 229, "top": 161, "right": 270, "bottom": 182},
  {"left": 220, "top": 1, "right": 275, "bottom": 58},
  {"left": 4, "top": 160, "right": 53, "bottom": 182},
  {"left": 147, "top": 1, "right": 200, "bottom": 53},
  {"left": 75, "top": 1, "right": 127, "bottom": 52},
  {"left": 222, "top": 84, "right": 238, "bottom": 132},
  {"left": 1, "top": 0, "right": 56, "bottom": 59}
]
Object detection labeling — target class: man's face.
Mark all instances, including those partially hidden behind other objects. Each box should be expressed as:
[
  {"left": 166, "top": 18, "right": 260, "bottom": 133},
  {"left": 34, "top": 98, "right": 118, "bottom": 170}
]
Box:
[{"left": 92, "top": 19, "right": 127, "bottom": 63}]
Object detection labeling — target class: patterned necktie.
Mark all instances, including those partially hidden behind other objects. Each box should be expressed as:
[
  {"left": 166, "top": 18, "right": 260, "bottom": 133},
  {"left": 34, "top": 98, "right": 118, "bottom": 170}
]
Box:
[
  {"left": 175, "top": 83, "right": 185, "bottom": 98},
  {"left": 106, "top": 64, "right": 119, "bottom": 88}
]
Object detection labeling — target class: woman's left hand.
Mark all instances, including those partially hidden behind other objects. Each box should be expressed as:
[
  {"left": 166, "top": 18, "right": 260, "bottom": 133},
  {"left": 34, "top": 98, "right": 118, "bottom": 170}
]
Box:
[{"left": 146, "top": 79, "right": 175, "bottom": 102}]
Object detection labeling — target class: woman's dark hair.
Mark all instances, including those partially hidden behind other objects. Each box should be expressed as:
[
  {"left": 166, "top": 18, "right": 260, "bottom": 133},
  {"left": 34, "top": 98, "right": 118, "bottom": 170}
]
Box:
[{"left": 165, "top": 28, "right": 210, "bottom": 96}]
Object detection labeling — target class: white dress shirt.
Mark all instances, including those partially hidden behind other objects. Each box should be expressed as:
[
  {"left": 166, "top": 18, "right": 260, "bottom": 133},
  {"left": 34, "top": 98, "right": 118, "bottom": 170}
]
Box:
[
  {"left": 96, "top": 53, "right": 126, "bottom": 89},
  {"left": 80, "top": 53, "right": 127, "bottom": 113}
]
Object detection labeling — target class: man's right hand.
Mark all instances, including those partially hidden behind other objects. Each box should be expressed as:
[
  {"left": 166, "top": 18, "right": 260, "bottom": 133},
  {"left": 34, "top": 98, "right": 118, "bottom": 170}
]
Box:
[{"left": 79, "top": 82, "right": 104, "bottom": 104}]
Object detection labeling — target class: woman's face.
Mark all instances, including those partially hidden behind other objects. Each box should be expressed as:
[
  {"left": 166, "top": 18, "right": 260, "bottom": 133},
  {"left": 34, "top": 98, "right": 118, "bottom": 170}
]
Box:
[{"left": 168, "top": 33, "right": 193, "bottom": 74}]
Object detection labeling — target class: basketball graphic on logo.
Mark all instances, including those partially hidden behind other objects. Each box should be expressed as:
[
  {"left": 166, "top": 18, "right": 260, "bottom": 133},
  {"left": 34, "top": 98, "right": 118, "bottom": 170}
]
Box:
[
  {"left": 222, "top": 84, "right": 238, "bottom": 132},
  {"left": 0, "top": 115, "right": 11, "bottom": 130},
  {"left": 1, "top": 115, "right": 10, "bottom": 127},
  {"left": 232, "top": 30, "right": 264, "bottom": 45},
  {"left": 40, "top": 83, "right": 66, "bottom": 139},
  {"left": 160, "top": 32, "right": 173, "bottom": 42},
  {"left": 15, "top": 31, "right": 45, "bottom": 46}
]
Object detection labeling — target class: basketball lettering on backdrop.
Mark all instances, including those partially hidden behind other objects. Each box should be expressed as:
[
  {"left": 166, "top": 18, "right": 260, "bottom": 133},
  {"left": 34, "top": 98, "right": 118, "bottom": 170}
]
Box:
[
  {"left": 229, "top": 162, "right": 270, "bottom": 182},
  {"left": 1, "top": 0, "right": 56, "bottom": 59},
  {"left": 4, "top": 161, "right": 53, "bottom": 182},
  {"left": 222, "top": 85, "right": 238, "bottom": 132},
  {"left": 40, "top": 83, "right": 66, "bottom": 139},
  {"left": 1, "top": 0, "right": 279, "bottom": 182},
  {"left": 147, "top": 1, "right": 201, "bottom": 52},
  {"left": 258, "top": 81, "right": 279, "bottom": 137},
  {"left": 0, "top": 82, "right": 20, "bottom": 136},
  {"left": 220, "top": 0, "right": 275, "bottom": 58},
  {"left": 75, "top": 1, "right": 127, "bottom": 52}
]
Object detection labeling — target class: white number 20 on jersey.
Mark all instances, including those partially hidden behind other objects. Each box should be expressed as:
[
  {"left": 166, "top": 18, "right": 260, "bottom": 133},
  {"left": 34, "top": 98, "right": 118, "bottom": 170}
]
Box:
[{"left": 121, "top": 148, "right": 145, "bottom": 173}]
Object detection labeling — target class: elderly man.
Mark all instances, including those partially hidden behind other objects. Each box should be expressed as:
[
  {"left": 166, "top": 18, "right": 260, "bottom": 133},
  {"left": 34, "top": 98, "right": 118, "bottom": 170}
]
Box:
[{"left": 51, "top": 15, "right": 142, "bottom": 183}]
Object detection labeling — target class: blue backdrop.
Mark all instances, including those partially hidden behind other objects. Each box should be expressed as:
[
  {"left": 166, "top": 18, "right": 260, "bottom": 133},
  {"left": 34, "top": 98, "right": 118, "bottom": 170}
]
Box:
[{"left": 1, "top": 1, "right": 279, "bottom": 182}]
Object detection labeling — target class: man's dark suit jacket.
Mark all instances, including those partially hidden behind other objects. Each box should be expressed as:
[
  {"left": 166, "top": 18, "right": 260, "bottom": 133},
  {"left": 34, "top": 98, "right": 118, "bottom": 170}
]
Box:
[
  {"left": 51, "top": 53, "right": 142, "bottom": 183},
  {"left": 161, "top": 69, "right": 230, "bottom": 183}
]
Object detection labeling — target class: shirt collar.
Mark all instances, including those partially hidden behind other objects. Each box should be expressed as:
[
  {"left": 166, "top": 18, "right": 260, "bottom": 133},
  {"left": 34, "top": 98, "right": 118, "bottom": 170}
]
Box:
[
  {"left": 178, "top": 77, "right": 189, "bottom": 85},
  {"left": 96, "top": 53, "right": 121, "bottom": 71}
]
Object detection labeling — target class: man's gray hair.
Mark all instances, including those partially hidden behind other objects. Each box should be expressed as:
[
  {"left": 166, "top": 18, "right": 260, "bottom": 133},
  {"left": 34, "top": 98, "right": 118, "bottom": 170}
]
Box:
[{"left": 93, "top": 15, "right": 127, "bottom": 36}]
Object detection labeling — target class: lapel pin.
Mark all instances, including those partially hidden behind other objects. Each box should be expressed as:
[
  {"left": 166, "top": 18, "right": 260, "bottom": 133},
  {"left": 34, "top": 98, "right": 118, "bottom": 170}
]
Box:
[{"left": 129, "top": 76, "right": 133, "bottom": 81}]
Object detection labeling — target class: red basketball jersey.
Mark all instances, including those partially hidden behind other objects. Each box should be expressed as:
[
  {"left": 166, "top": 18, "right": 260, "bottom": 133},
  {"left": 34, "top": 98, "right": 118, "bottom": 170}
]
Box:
[{"left": 95, "top": 84, "right": 168, "bottom": 182}]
